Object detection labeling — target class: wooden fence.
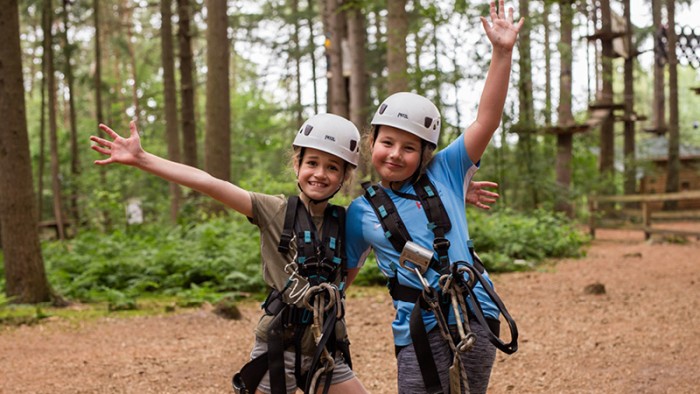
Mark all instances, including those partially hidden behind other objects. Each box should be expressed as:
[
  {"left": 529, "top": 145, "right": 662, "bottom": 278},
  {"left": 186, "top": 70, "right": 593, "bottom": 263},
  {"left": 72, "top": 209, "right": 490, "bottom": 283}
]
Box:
[{"left": 589, "top": 190, "right": 700, "bottom": 240}]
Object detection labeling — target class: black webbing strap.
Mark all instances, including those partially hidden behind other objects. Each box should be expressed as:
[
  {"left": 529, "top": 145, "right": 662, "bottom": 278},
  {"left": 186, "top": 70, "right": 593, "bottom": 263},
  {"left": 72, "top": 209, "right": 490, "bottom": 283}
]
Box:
[
  {"left": 231, "top": 352, "right": 268, "bottom": 393},
  {"left": 362, "top": 180, "right": 449, "bottom": 394},
  {"left": 361, "top": 182, "right": 413, "bottom": 253},
  {"left": 278, "top": 196, "right": 299, "bottom": 254},
  {"left": 412, "top": 176, "right": 452, "bottom": 275},
  {"left": 409, "top": 295, "right": 444, "bottom": 394},
  {"left": 461, "top": 258, "right": 519, "bottom": 354},
  {"left": 267, "top": 307, "right": 290, "bottom": 394},
  {"left": 304, "top": 303, "right": 339, "bottom": 394},
  {"left": 294, "top": 202, "right": 318, "bottom": 271},
  {"left": 235, "top": 196, "right": 351, "bottom": 394}
]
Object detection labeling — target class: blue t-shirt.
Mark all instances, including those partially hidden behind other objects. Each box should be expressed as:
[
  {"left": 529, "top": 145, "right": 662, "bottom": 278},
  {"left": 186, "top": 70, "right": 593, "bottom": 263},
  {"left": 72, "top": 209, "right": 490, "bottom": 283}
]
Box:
[{"left": 346, "top": 134, "right": 499, "bottom": 346}]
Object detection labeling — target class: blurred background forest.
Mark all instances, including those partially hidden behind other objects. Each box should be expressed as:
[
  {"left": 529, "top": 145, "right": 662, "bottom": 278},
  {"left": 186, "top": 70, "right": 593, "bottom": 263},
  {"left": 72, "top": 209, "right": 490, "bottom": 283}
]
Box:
[{"left": 0, "top": 0, "right": 698, "bottom": 308}]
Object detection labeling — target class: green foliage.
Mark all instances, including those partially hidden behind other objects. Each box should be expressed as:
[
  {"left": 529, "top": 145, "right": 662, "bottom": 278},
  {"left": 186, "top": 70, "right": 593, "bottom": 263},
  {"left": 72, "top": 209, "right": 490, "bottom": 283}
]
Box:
[
  {"left": 352, "top": 253, "right": 385, "bottom": 287},
  {"left": 468, "top": 208, "right": 589, "bottom": 272},
  {"left": 41, "top": 216, "right": 265, "bottom": 302},
  {"left": 351, "top": 209, "right": 589, "bottom": 287}
]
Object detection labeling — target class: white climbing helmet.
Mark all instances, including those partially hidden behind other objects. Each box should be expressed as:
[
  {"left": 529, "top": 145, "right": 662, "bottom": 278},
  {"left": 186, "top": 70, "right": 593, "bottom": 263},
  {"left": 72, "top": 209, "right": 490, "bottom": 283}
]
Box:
[
  {"left": 371, "top": 92, "right": 442, "bottom": 146},
  {"left": 293, "top": 113, "right": 361, "bottom": 167}
]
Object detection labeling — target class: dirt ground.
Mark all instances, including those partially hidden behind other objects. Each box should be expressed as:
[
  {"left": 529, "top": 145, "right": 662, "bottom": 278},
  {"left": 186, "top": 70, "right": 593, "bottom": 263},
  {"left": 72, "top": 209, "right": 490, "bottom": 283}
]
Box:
[{"left": 1, "top": 226, "right": 699, "bottom": 394}]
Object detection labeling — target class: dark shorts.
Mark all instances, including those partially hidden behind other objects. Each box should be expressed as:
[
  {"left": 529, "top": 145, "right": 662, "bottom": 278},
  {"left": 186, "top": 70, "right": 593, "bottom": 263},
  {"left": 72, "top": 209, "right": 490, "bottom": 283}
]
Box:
[
  {"left": 249, "top": 338, "right": 355, "bottom": 394},
  {"left": 396, "top": 319, "right": 498, "bottom": 394}
]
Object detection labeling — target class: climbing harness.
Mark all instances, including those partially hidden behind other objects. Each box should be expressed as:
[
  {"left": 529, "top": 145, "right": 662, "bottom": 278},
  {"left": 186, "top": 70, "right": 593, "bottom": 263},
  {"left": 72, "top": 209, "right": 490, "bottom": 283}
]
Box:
[
  {"left": 232, "top": 196, "right": 351, "bottom": 394},
  {"left": 362, "top": 177, "right": 518, "bottom": 394}
]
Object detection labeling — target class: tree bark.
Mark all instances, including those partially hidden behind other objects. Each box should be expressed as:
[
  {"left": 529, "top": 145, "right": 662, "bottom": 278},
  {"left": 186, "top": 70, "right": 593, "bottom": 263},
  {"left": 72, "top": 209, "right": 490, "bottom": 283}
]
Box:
[
  {"left": 122, "top": 0, "right": 140, "bottom": 120},
  {"left": 61, "top": 0, "right": 80, "bottom": 226},
  {"left": 347, "top": 0, "right": 368, "bottom": 178},
  {"left": 94, "top": 0, "right": 112, "bottom": 231},
  {"left": 543, "top": 2, "right": 552, "bottom": 126},
  {"left": 623, "top": 0, "right": 636, "bottom": 197},
  {"left": 664, "top": 0, "right": 680, "bottom": 209},
  {"left": 204, "top": 0, "right": 231, "bottom": 191},
  {"left": 599, "top": 0, "right": 616, "bottom": 190},
  {"left": 161, "top": 0, "right": 182, "bottom": 223},
  {"left": 651, "top": 0, "right": 666, "bottom": 134},
  {"left": 517, "top": 0, "right": 538, "bottom": 208},
  {"left": 178, "top": 0, "right": 198, "bottom": 168},
  {"left": 324, "top": 0, "right": 349, "bottom": 117},
  {"left": 291, "top": 0, "right": 304, "bottom": 127},
  {"left": 347, "top": 2, "right": 367, "bottom": 131},
  {"left": 45, "top": 0, "right": 67, "bottom": 240},
  {"left": 38, "top": 19, "right": 48, "bottom": 220},
  {"left": 386, "top": 0, "right": 408, "bottom": 93},
  {"left": 0, "top": 0, "right": 52, "bottom": 303},
  {"left": 555, "top": 0, "right": 574, "bottom": 217},
  {"left": 307, "top": 0, "right": 319, "bottom": 115}
]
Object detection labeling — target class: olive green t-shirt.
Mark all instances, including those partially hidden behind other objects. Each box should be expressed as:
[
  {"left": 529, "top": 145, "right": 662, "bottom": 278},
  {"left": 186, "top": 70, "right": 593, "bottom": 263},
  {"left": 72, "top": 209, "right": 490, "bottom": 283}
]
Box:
[{"left": 249, "top": 192, "right": 347, "bottom": 352}]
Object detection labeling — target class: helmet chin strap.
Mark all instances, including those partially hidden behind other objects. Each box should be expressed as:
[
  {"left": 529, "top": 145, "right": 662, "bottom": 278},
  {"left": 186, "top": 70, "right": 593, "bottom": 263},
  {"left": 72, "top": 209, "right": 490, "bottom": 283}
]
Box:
[{"left": 297, "top": 182, "right": 343, "bottom": 205}]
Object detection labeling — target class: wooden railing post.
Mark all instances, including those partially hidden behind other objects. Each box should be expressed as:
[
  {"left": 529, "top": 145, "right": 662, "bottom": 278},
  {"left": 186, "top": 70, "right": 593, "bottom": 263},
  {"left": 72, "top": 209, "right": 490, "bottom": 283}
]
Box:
[
  {"left": 642, "top": 202, "right": 651, "bottom": 240},
  {"left": 589, "top": 197, "right": 597, "bottom": 238}
]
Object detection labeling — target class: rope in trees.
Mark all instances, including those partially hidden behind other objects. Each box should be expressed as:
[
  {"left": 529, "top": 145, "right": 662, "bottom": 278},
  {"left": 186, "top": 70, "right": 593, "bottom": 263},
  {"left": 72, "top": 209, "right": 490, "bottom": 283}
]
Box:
[{"left": 657, "top": 25, "right": 700, "bottom": 69}]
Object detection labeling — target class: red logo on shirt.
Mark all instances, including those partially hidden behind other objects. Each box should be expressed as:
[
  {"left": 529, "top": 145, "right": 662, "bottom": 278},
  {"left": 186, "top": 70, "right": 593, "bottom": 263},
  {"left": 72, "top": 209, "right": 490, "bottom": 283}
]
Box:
[{"left": 416, "top": 201, "right": 422, "bottom": 210}]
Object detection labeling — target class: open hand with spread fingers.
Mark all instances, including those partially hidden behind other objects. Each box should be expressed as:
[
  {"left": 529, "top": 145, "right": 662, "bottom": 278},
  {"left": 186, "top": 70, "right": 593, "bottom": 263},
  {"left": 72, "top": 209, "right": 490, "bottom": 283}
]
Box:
[
  {"left": 466, "top": 181, "right": 500, "bottom": 210},
  {"left": 481, "top": 0, "right": 524, "bottom": 53},
  {"left": 90, "top": 121, "right": 145, "bottom": 167}
]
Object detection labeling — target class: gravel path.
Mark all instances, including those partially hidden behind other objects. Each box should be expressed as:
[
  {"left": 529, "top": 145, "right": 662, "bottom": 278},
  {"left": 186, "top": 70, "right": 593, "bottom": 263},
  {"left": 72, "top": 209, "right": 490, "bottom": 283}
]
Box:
[{"left": 1, "top": 227, "right": 698, "bottom": 393}]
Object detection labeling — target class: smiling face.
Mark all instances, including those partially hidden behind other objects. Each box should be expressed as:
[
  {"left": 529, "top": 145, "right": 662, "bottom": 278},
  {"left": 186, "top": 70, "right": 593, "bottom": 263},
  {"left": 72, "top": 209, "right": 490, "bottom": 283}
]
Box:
[
  {"left": 371, "top": 125, "right": 422, "bottom": 185},
  {"left": 295, "top": 147, "right": 346, "bottom": 202}
]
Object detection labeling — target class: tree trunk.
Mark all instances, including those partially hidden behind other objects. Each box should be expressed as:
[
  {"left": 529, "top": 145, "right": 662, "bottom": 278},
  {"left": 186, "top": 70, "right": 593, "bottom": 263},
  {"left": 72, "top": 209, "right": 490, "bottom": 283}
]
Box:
[
  {"left": 307, "top": 0, "right": 319, "bottom": 115},
  {"left": 45, "top": 0, "right": 66, "bottom": 240},
  {"left": 543, "top": 2, "right": 552, "bottom": 126},
  {"left": 517, "top": 0, "right": 538, "bottom": 208},
  {"left": 61, "top": 0, "right": 80, "bottom": 226},
  {"left": 599, "top": 0, "right": 615, "bottom": 191},
  {"left": 324, "top": 0, "right": 348, "bottom": 117},
  {"left": 122, "top": 0, "right": 140, "bottom": 120},
  {"left": 555, "top": 0, "right": 574, "bottom": 217},
  {"left": 0, "top": 0, "right": 52, "bottom": 303},
  {"left": 204, "top": 0, "right": 231, "bottom": 191},
  {"left": 386, "top": 0, "right": 408, "bottom": 93},
  {"left": 161, "top": 0, "right": 182, "bottom": 223},
  {"left": 347, "top": 1, "right": 368, "bottom": 178},
  {"left": 291, "top": 0, "right": 304, "bottom": 127},
  {"left": 347, "top": 2, "right": 367, "bottom": 131},
  {"left": 93, "top": 0, "right": 112, "bottom": 230},
  {"left": 651, "top": 0, "right": 666, "bottom": 134},
  {"left": 664, "top": 0, "right": 680, "bottom": 209},
  {"left": 38, "top": 24, "right": 48, "bottom": 220},
  {"left": 178, "top": 0, "right": 198, "bottom": 168},
  {"left": 623, "top": 0, "right": 636, "bottom": 197}
]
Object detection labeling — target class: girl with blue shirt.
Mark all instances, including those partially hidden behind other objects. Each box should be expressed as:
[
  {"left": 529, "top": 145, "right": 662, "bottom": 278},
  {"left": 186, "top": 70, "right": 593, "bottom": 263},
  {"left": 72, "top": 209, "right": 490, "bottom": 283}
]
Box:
[{"left": 345, "top": 1, "right": 523, "bottom": 393}]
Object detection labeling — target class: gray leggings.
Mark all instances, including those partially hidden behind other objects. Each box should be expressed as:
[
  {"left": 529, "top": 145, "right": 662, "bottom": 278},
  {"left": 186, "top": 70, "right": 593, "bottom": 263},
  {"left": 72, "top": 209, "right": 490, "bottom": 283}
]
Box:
[{"left": 396, "top": 320, "right": 497, "bottom": 394}]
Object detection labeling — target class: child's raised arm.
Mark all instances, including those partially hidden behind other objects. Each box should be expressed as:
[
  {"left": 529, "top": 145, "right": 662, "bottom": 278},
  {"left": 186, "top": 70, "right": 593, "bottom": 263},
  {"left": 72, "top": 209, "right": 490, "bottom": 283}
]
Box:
[
  {"left": 463, "top": 0, "right": 524, "bottom": 163},
  {"left": 90, "top": 121, "right": 253, "bottom": 217}
]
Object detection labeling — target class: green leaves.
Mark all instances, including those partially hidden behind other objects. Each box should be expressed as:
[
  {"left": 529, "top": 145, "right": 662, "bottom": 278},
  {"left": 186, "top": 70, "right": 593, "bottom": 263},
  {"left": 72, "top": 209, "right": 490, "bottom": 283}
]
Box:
[
  {"left": 468, "top": 208, "right": 590, "bottom": 272},
  {"left": 40, "top": 216, "right": 266, "bottom": 303}
]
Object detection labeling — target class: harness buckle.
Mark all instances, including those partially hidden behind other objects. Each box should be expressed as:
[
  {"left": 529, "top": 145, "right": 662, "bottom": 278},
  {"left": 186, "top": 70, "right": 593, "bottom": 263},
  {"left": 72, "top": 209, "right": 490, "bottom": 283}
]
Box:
[
  {"left": 399, "top": 241, "right": 433, "bottom": 275},
  {"left": 232, "top": 373, "right": 248, "bottom": 394},
  {"left": 433, "top": 237, "right": 451, "bottom": 253},
  {"left": 278, "top": 232, "right": 293, "bottom": 254}
]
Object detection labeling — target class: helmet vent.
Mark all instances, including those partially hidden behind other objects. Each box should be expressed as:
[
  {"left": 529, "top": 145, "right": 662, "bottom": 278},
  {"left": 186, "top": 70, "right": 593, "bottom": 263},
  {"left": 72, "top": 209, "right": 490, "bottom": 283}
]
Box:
[
  {"left": 303, "top": 125, "right": 313, "bottom": 135},
  {"left": 349, "top": 140, "right": 357, "bottom": 151},
  {"left": 424, "top": 117, "right": 433, "bottom": 128},
  {"left": 379, "top": 103, "right": 388, "bottom": 115}
]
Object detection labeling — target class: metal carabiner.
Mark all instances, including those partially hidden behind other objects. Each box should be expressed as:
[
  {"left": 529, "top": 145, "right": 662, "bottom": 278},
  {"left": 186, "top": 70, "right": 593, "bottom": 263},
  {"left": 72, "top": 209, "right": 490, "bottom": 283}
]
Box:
[
  {"left": 456, "top": 332, "right": 477, "bottom": 353},
  {"left": 455, "top": 263, "right": 476, "bottom": 289}
]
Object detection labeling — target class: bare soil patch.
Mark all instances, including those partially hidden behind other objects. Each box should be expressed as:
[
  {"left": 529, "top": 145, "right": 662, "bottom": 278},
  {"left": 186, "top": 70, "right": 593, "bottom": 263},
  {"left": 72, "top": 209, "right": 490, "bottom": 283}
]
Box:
[{"left": 1, "top": 227, "right": 699, "bottom": 393}]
